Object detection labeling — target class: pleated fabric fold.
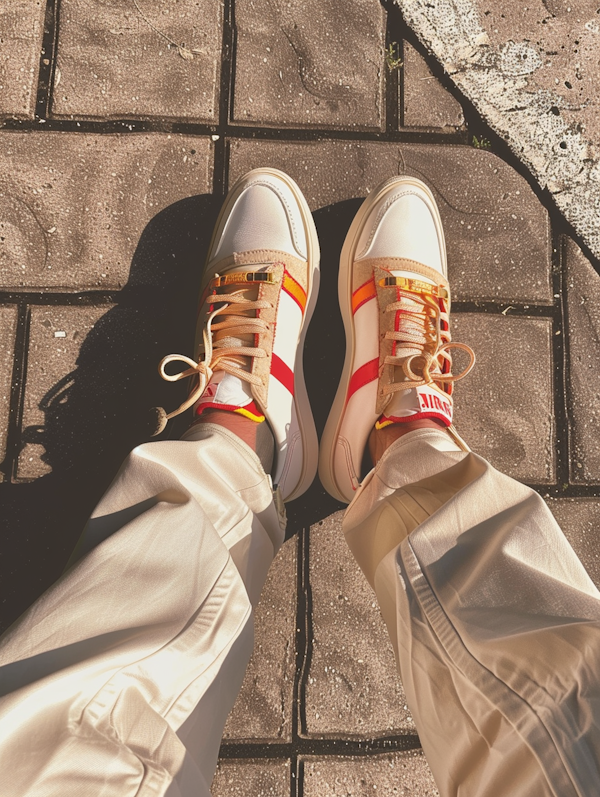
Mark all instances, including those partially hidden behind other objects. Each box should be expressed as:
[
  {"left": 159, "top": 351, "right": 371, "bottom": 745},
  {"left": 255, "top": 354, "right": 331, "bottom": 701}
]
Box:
[
  {"left": 344, "top": 428, "right": 600, "bottom": 797},
  {"left": 0, "top": 423, "right": 283, "bottom": 797}
]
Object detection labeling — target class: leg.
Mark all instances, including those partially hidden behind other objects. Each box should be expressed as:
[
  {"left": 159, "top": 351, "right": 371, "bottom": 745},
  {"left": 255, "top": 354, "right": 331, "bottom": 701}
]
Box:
[
  {"left": 0, "top": 426, "right": 281, "bottom": 797},
  {"left": 0, "top": 168, "right": 320, "bottom": 796},
  {"left": 319, "top": 175, "right": 600, "bottom": 796},
  {"left": 346, "top": 425, "right": 600, "bottom": 797}
]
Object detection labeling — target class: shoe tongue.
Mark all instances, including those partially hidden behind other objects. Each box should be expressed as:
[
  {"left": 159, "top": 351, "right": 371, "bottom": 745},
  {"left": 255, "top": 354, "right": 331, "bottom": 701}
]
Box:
[
  {"left": 199, "top": 370, "right": 253, "bottom": 407},
  {"left": 386, "top": 268, "right": 440, "bottom": 382},
  {"left": 384, "top": 387, "right": 421, "bottom": 417}
]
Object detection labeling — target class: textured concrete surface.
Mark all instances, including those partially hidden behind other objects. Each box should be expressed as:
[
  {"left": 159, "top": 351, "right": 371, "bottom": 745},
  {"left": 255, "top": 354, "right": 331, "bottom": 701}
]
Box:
[
  {"left": 224, "top": 538, "right": 297, "bottom": 742},
  {"left": 547, "top": 498, "right": 600, "bottom": 587},
  {"left": 212, "top": 759, "right": 291, "bottom": 797},
  {"left": 452, "top": 314, "right": 555, "bottom": 483},
  {"left": 52, "top": 0, "right": 222, "bottom": 122},
  {"left": 230, "top": 140, "right": 552, "bottom": 303},
  {"left": 0, "top": 133, "right": 212, "bottom": 291},
  {"left": 232, "top": 0, "right": 385, "bottom": 129},
  {"left": 0, "top": 1, "right": 45, "bottom": 120},
  {"left": 0, "top": 306, "right": 18, "bottom": 466},
  {"left": 402, "top": 42, "right": 465, "bottom": 130},
  {"left": 565, "top": 237, "right": 600, "bottom": 483},
  {"left": 302, "top": 753, "right": 439, "bottom": 796},
  {"left": 395, "top": 0, "right": 600, "bottom": 258},
  {"left": 306, "top": 512, "right": 413, "bottom": 737},
  {"left": 17, "top": 305, "right": 111, "bottom": 479}
]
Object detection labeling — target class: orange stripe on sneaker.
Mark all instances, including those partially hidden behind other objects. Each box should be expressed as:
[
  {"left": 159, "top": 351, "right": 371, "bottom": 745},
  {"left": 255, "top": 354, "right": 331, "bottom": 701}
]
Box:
[
  {"left": 271, "top": 353, "right": 295, "bottom": 395},
  {"left": 347, "top": 358, "right": 379, "bottom": 401},
  {"left": 352, "top": 279, "right": 376, "bottom": 313},
  {"left": 283, "top": 271, "right": 307, "bottom": 312}
]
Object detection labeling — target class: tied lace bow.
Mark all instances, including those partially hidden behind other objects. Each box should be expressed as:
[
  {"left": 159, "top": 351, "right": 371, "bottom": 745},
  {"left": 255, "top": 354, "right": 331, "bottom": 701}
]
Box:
[
  {"left": 381, "top": 278, "right": 475, "bottom": 396},
  {"left": 152, "top": 279, "right": 272, "bottom": 435}
]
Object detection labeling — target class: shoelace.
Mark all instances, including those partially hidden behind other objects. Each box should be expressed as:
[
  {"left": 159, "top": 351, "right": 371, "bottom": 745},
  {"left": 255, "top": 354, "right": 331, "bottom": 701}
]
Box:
[
  {"left": 156, "top": 284, "right": 272, "bottom": 427},
  {"left": 383, "top": 285, "right": 475, "bottom": 396}
]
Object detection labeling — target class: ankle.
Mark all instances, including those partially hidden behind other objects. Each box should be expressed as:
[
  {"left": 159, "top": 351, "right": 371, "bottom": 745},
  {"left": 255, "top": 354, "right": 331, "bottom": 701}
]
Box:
[
  {"left": 368, "top": 417, "right": 447, "bottom": 465},
  {"left": 193, "top": 409, "right": 259, "bottom": 451}
]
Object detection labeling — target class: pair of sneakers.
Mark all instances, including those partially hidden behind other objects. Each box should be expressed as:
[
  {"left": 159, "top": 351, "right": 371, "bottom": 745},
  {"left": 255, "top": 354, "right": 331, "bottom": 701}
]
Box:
[{"left": 156, "top": 168, "right": 475, "bottom": 504}]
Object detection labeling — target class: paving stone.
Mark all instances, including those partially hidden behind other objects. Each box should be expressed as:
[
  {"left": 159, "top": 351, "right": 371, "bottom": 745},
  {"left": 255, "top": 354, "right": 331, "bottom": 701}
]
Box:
[
  {"left": 17, "top": 298, "right": 196, "bottom": 483},
  {"left": 212, "top": 758, "right": 290, "bottom": 797},
  {"left": 223, "top": 538, "right": 296, "bottom": 742},
  {"left": 302, "top": 752, "right": 438, "bottom": 796},
  {"left": 0, "top": 306, "right": 18, "bottom": 467},
  {"left": 401, "top": 43, "right": 465, "bottom": 130},
  {"left": 0, "top": 132, "right": 212, "bottom": 291},
  {"left": 546, "top": 498, "right": 600, "bottom": 589},
  {"left": 565, "top": 237, "right": 600, "bottom": 483},
  {"left": 232, "top": 0, "right": 385, "bottom": 130},
  {"left": 452, "top": 313, "right": 555, "bottom": 483},
  {"left": 0, "top": 2, "right": 45, "bottom": 120},
  {"left": 229, "top": 140, "right": 552, "bottom": 304},
  {"left": 18, "top": 306, "right": 111, "bottom": 480},
  {"left": 52, "top": 0, "right": 222, "bottom": 122},
  {"left": 305, "top": 511, "right": 414, "bottom": 738}
]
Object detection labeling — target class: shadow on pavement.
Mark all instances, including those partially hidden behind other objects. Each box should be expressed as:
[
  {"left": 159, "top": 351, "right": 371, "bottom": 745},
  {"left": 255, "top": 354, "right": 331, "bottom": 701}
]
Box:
[{"left": 0, "top": 196, "right": 362, "bottom": 633}]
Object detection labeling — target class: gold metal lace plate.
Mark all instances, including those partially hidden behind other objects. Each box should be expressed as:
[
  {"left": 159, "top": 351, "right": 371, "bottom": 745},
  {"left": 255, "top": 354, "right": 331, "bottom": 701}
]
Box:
[
  {"left": 379, "top": 275, "right": 448, "bottom": 299},
  {"left": 209, "top": 271, "right": 277, "bottom": 289}
]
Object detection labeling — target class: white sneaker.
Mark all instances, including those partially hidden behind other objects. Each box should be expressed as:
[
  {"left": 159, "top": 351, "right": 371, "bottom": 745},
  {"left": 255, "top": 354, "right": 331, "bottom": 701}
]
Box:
[
  {"left": 319, "top": 176, "right": 475, "bottom": 504},
  {"left": 156, "top": 168, "right": 320, "bottom": 502}
]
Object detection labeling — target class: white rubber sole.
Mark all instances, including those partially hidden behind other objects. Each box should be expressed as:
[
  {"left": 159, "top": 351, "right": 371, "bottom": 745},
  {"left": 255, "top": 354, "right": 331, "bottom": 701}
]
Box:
[
  {"left": 203, "top": 168, "right": 320, "bottom": 502},
  {"left": 318, "top": 176, "right": 446, "bottom": 504}
]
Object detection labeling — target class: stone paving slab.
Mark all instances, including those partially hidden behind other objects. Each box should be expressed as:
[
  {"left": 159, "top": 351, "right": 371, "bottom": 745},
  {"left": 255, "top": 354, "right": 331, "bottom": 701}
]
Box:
[
  {"left": 232, "top": 0, "right": 385, "bottom": 130},
  {"left": 305, "top": 512, "right": 413, "bottom": 738},
  {"left": 302, "top": 752, "right": 438, "bottom": 796},
  {"left": 0, "top": 306, "right": 18, "bottom": 467},
  {"left": 0, "top": 1, "right": 45, "bottom": 120},
  {"left": 17, "top": 305, "right": 111, "bottom": 480},
  {"left": 452, "top": 314, "right": 555, "bottom": 484},
  {"left": 0, "top": 132, "right": 212, "bottom": 291},
  {"left": 212, "top": 758, "right": 290, "bottom": 797},
  {"left": 401, "top": 43, "right": 465, "bottom": 130},
  {"left": 546, "top": 498, "right": 600, "bottom": 587},
  {"left": 52, "top": 0, "right": 222, "bottom": 122},
  {"left": 16, "top": 297, "right": 198, "bottom": 483},
  {"left": 228, "top": 140, "right": 552, "bottom": 304},
  {"left": 224, "top": 538, "right": 296, "bottom": 743},
  {"left": 565, "top": 237, "right": 600, "bottom": 483}
]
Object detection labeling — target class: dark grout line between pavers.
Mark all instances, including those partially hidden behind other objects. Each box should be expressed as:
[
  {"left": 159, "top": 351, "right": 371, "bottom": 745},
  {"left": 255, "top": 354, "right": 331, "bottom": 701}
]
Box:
[
  {"left": 2, "top": 305, "right": 30, "bottom": 483},
  {"left": 218, "top": 734, "right": 423, "bottom": 759},
  {"left": 35, "top": 0, "right": 58, "bottom": 121},
  {"left": 294, "top": 527, "right": 311, "bottom": 739},
  {"left": 552, "top": 231, "right": 570, "bottom": 494}
]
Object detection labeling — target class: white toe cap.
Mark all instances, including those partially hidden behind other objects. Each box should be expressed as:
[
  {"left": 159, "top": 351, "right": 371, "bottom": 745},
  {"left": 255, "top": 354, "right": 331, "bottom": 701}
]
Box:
[
  {"left": 212, "top": 178, "right": 308, "bottom": 261},
  {"left": 355, "top": 184, "right": 445, "bottom": 275}
]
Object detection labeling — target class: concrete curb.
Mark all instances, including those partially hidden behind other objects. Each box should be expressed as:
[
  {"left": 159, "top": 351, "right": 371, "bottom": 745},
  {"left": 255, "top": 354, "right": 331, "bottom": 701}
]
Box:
[{"left": 396, "top": 0, "right": 600, "bottom": 259}]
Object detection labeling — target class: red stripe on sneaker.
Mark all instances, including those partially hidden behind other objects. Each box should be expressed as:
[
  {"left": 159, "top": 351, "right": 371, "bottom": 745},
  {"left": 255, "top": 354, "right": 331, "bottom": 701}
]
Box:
[
  {"left": 347, "top": 358, "right": 379, "bottom": 401},
  {"left": 376, "top": 411, "right": 452, "bottom": 429},
  {"left": 271, "top": 353, "right": 295, "bottom": 395},
  {"left": 283, "top": 271, "right": 307, "bottom": 312},
  {"left": 352, "top": 279, "right": 376, "bottom": 314}
]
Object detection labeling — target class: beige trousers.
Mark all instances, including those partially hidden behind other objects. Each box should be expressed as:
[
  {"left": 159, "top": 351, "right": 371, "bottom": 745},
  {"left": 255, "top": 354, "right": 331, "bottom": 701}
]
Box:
[
  {"left": 0, "top": 424, "right": 285, "bottom": 797},
  {"left": 1, "top": 426, "right": 599, "bottom": 796},
  {"left": 345, "top": 429, "right": 600, "bottom": 797}
]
